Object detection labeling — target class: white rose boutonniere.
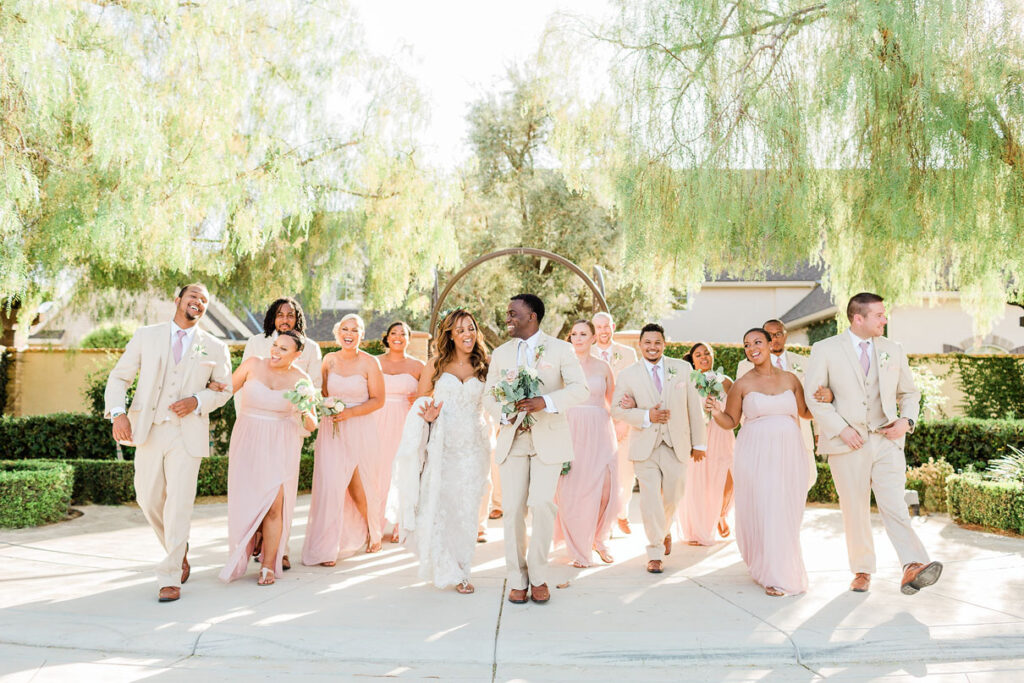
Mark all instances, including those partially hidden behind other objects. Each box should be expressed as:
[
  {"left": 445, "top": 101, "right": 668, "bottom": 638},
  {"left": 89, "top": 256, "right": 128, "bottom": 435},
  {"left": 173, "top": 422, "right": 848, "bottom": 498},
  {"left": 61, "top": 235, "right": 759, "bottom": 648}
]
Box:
[
  {"left": 791, "top": 361, "right": 803, "bottom": 373},
  {"left": 612, "top": 351, "right": 623, "bottom": 365},
  {"left": 666, "top": 366, "right": 678, "bottom": 380},
  {"left": 191, "top": 343, "right": 208, "bottom": 360},
  {"left": 878, "top": 351, "right": 891, "bottom": 367}
]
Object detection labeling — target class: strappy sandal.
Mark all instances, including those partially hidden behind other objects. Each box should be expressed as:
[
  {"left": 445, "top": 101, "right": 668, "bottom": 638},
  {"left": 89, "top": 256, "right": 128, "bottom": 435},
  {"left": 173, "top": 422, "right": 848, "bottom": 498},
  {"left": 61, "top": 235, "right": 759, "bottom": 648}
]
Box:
[
  {"left": 572, "top": 560, "right": 590, "bottom": 568},
  {"left": 455, "top": 580, "right": 475, "bottom": 594},
  {"left": 320, "top": 560, "right": 336, "bottom": 567},
  {"left": 257, "top": 567, "right": 275, "bottom": 586},
  {"left": 765, "top": 586, "right": 784, "bottom": 597},
  {"left": 717, "top": 519, "right": 731, "bottom": 538},
  {"left": 366, "top": 540, "right": 382, "bottom": 553},
  {"left": 594, "top": 547, "right": 614, "bottom": 564}
]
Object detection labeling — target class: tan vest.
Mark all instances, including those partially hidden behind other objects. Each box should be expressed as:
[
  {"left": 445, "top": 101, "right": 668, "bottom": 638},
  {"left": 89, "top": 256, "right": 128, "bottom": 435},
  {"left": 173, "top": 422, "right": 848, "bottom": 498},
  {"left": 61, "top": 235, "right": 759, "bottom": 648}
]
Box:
[{"left": 153, "top": 338, "right": 190, "bottom": 426}]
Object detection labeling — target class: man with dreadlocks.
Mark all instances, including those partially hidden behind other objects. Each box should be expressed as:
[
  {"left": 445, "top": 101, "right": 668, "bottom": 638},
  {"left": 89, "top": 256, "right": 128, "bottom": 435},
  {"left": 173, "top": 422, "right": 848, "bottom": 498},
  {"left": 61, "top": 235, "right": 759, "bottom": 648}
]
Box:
[{"left": 243, "top": 297, "right": 323, "bottom": 389}]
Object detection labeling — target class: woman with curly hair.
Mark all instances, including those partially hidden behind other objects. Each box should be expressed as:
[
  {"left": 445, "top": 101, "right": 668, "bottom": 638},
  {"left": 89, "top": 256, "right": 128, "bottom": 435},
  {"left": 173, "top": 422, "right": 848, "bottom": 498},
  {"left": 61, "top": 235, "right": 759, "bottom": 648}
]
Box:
[{"left": 388, "top": 309, "right": 492, "bottom": 595}]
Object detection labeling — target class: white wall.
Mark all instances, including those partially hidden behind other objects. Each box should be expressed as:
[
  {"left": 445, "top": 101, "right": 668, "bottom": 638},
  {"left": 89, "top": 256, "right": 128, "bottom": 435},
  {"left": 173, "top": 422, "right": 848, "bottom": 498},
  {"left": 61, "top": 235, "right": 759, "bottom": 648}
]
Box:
[
  {"left": 660, "top": 283, "right": 816, "bottom": 344},
  {"left": 889, "top": 299, "right": 1024, "bottom": 354}
]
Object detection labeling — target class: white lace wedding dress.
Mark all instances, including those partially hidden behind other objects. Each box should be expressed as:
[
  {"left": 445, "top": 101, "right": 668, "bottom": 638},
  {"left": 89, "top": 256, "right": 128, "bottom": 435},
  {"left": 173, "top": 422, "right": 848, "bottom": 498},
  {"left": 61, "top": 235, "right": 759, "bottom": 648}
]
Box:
[{"left": 386, "top": 373, "right": 491, "bottom": 588}]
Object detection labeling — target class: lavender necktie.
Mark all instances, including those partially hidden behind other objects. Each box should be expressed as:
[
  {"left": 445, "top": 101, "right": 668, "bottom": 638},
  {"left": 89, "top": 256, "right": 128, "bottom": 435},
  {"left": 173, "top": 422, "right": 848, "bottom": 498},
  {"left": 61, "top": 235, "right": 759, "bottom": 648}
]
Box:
[
  {"left": 173, "top": 330, "right": 187, "bottom": 364},
  {"left": 859, "top": 341, "right": 871, "bottom": 375},
  {"left": 652, "top": 365, "right": 663, "bottom": 393}
]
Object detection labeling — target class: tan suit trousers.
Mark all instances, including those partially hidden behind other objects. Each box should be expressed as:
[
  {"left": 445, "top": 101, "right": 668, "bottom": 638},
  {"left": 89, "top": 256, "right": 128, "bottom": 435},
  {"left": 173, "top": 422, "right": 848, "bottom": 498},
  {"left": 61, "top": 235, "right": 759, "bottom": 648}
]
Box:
[
  {"left": 500, "top": 432, "right": 562, "bottom": 589},
  {"left": 635, "top": 443, "right": 686, "bottom": 561},
  {"left": 134, "top": 422, "right": 202, "bottom": 587},
  {"left": 614, "top": 422, "right": 634, "bottom": 521},
  {"left": 828, "top": 432, "right": 929, "bottom": 573}
]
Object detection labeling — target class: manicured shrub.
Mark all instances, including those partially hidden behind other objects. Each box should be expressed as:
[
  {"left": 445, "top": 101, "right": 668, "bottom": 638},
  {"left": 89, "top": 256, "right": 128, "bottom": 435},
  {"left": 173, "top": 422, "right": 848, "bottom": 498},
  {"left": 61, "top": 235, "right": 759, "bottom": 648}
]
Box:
[
  {"left": 906, "top": 418, "right": 1024, "bottom": 471},
  {"left": 79, "top": 321, "right": 139, "bottom": 349},
  {"left": 952, "top": 354, "right": 1024, "bottom": 420},
  {"left": 905, "top": 458, "right": 955, "bottom": 512},
  {"left": 0, "top": 460, "right": 74, "bottom": 527},
  {"left": 0, "top": 413, "right": 129, "bottom": 460},
  {"left": 807, "top": 462, "right": 838, "bottom": 504},
  {"left": 947, "top": 473, "right": 1024, "bottom": 534}
]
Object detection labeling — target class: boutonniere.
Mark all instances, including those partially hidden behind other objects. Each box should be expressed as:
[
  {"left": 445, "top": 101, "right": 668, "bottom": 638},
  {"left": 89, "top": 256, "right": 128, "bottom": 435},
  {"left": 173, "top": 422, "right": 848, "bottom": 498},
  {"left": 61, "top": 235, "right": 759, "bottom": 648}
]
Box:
[
  {"left": 666, "top": 366, "right": 678, "bottom": 379},
  {"left": 791, "top": 361, "right": 803, "bottom": 373},
  {"left": 534, "top": 344, "right": 546, "bottom": 363},
  {"left": 878, "top": 351, "right": 891, "bottom": 366},
  {"left": 613, "top": 351, "right": 622, "bottom": 365},
  {"left": 191, "top": 343, "right": 208, "bottom": 360}
]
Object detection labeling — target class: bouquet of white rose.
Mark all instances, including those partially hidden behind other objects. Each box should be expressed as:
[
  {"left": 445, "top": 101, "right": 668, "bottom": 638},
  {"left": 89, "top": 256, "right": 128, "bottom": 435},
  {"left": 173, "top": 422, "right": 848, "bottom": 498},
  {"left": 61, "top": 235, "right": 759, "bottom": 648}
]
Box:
[
  {"left": 690, "top": 367, "right": 728, "bottom": 416},
  {"left": 490, "top": 366, "right": 543, "bottom": 429},
  {"left": 319, "top": 395, "right": 345, "bottom": 436},
  {"left": 284, "top": 378, "right": 319, "bottom": 420}
]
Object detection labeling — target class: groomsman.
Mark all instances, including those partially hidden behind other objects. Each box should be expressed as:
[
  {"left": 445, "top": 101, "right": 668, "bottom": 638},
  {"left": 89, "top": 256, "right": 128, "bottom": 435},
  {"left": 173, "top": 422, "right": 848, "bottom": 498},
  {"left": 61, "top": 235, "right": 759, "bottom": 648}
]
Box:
[
  {"left": 737, "top": 319, "right": 818, "bottom": 481},
  {"left": 105, "top": 284, "right": 232, "bottom": 602},
  {"left": 591, "top": 312, "right": 638, "bottom": 535},
  {"left": 611, "top": 323, "right": 706, "bottom": 573},
  {"left": 243, "top": 297, "right": 322, "bottom": 389},
  {"left": 805, "top": 293, "right": 941, "bottom": 594},
  {"left": 484, "top": 294, "right": 589, "bottom": 604}
]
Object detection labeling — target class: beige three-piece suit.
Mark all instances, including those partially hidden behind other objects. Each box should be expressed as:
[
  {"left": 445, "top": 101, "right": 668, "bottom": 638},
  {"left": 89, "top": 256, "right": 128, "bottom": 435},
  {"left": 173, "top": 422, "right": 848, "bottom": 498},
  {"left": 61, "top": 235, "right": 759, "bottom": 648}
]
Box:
[
  {"left": 611, "top": 356, "right": 708, "bottom": 561},
  {"left": 484, "top": 332, "right": 589, "bottom": 590},
  {"left": 804, "top": 332, "right": 929, "bottom": 574},
  {"left": 105, "top": 322, "right": 232, "bottom": 587}
]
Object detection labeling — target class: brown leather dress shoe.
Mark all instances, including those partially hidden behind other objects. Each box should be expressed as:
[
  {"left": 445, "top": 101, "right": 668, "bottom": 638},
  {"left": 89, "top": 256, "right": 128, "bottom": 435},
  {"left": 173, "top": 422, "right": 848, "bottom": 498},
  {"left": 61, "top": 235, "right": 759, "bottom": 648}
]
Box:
[
  {"left": 901, "top": 561, "right": 943, "bottom": 595},
  {"left": 489, "top": 508, "right": 503, "bottom": 519},
  {"left": 181, "top": 545, "right": 190, "bottom": 584},
  {"left": 664, "top": 534, "right": 672, "bottom": 556},
  {"left": 530, "top": 584, "right": 550, "bottom": 603},
  {"left": 508, "top": 588, "right": 529, "bottom": 604},
  {"left": 647, "top": 560, "right": 664, "bottom": 574},
  {"left": 617, "top": 518, "right": 631, "bottom": 535},
  {"left": 158, "top": 586, "right": 181, "bottom": 602},
  {"left": 849, "top": 573, "right": 871, "bottom": 592}
]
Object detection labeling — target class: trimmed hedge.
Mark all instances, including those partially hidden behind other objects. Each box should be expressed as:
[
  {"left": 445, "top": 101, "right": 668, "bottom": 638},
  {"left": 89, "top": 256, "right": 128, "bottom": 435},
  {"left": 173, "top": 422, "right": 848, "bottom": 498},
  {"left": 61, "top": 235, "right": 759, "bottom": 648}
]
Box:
[
  {"left": 0, "top": 460, "right": 74, "bottom": 527},
  {"left": 61, "top": 454, "right": 316, "bottom": 505},
  {"left": 0, "top": 347, "right": 12, "bottom": 416},
  {"left": 906, "top": 418, "right": 1024, "bottom": 471},
  {"left": 807, "top": 462, "right": 839, "bottom": 504},
  {"left": 0, "top": 413, "right": 129, "bottom": 460},
  {"left": 947, "top": 473, "right": 1024, "bottom": 534}
]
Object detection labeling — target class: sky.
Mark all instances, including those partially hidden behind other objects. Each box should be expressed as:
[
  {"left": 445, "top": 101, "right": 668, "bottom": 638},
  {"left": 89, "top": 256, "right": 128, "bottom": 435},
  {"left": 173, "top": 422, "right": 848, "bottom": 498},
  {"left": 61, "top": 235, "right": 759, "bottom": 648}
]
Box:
[{"left": 354, "top": 0, "right": 613, "bottom": 169}]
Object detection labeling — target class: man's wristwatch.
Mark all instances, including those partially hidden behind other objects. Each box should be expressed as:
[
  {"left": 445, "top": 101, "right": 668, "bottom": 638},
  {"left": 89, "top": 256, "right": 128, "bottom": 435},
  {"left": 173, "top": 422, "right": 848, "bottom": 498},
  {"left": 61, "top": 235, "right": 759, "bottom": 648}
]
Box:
[
  {"left": 906, "top": 418, "right": 915, "bottom": 433},
  {"left": 110, "top": 410, "right": 125, "bottom": 422}
]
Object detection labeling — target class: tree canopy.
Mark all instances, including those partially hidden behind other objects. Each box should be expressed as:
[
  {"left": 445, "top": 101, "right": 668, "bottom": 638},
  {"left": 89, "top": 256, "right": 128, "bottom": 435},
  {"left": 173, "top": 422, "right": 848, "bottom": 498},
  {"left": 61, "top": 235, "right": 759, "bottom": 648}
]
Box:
[
  {"left": 1, "top": 0, "right": 454, "bottom": 322},
  {"left": 550, "top": 0, "right": 1024, "bottom": 330}
]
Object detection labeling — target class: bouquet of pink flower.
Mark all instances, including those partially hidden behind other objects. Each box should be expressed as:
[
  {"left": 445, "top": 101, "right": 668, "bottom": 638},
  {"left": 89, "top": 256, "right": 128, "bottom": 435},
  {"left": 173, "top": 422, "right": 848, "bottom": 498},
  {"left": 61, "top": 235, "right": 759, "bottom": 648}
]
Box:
[{"left": 319, "top": 396, "right": 345, "bottom": 436}]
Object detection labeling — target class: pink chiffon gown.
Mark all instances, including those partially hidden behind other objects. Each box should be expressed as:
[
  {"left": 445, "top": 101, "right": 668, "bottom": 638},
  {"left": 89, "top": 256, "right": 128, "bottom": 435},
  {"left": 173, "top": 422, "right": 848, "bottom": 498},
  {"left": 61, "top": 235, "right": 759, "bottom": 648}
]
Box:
[
  {"left": 555, "top": 370, "right": 619, "bottom": 565},
  {"left": 301, "top": 373, "right": 381, "bottom": 565},
  {"left": 376, "top": 373, "right": 418, "bottom": 529},
  {"left": 678, "top": 397, "right": 735, "bottom": 545},
  {"left": 733, "top": 390, "right": 809, "bottom": 595},
  {"left": 219, "top": 379, "right": 305, "bottom": 582}
]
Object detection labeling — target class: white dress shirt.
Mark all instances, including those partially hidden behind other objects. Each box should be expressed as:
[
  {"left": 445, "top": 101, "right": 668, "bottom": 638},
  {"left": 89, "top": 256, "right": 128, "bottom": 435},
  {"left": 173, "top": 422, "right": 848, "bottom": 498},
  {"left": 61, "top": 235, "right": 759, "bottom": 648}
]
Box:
[
  {"left": 500, "top": 330, "right": 557, "bottom": 423},
  {"left": 772, "top": 352, "right": 787, "bottom": 371}
]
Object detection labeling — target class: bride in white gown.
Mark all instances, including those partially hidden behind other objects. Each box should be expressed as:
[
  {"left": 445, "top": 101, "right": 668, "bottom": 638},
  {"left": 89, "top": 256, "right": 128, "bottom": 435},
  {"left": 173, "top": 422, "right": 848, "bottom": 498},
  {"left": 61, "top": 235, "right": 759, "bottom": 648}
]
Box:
[{"left": 387, "top": 309, "right": 491, "bottom": 594}]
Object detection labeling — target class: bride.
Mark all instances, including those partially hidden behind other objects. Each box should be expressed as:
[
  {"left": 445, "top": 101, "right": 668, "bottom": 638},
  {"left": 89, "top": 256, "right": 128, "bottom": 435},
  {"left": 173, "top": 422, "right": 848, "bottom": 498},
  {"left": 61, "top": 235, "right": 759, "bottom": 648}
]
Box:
[{"left": 387, "top": 309, "right": 492, "bottom": 594}]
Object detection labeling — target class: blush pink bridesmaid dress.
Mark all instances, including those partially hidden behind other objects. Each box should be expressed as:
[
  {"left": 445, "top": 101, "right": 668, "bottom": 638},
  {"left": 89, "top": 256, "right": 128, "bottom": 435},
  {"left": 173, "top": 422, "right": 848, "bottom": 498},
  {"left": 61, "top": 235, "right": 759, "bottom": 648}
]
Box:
[
  {"left": 376, "top": 373, "right": 418, "bottom": 529},
  {"left": 301, "top": 373, "right": 381, "bottom": 565},
  {"left": 733, "top": 390, "right": 809, "bottom": 595},
  {"left": 554, "top": 370, "right": 619, "bottom": 566},
  {"left": 219, "top": 379, "right": 305, "bottom": 582},
  {"left": 678, "top": 396, "right": 735, "bottom": 545}
]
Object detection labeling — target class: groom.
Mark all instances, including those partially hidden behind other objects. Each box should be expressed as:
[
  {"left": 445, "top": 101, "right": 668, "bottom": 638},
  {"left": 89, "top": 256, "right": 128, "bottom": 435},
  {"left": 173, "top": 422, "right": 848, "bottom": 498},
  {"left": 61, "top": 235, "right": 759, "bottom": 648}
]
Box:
[
  {"left": 805, "top": 292, "right": 941, "bottom": 595},
  {"left": 484, "top": 294, "right": 588, "bottom": 604},
  {"left": 105, "top": 283, "right": 232, "bottom": 602}
]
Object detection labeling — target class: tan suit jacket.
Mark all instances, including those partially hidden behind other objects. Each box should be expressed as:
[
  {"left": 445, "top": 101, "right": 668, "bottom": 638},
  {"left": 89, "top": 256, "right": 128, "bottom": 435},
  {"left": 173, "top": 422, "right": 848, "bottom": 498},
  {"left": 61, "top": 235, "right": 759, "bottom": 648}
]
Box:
[
  {"left": 592, "top": 342, "right": 637, "bottom": 377},
  {"left": 242, "top": 332, "right": 323, "bottom": 388},
  {"left": 804, "top": 333, "right": 920, "bottom": 455},
  {"left": 104, "top": 322, "right": 233, "bottom": 458},
  {"left": 611, "top": 357, "right": 707, "bottom": 462},
  {"left": 738, "top": 350, "right": 815, "bottom": 455},
  {"left": 484, "top": 332, "right": 589, "bottom": 466}
]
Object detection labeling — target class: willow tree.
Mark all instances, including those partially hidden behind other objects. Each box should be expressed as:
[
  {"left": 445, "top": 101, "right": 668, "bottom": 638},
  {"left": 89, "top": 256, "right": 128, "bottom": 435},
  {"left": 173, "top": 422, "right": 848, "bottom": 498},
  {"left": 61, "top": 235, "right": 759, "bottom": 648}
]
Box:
[
  {"left": 554, "top": 0, "right": 1024, "bottom": 329},
  {"left": 0, "top": 0, "right": 454, "bottom": 329}
]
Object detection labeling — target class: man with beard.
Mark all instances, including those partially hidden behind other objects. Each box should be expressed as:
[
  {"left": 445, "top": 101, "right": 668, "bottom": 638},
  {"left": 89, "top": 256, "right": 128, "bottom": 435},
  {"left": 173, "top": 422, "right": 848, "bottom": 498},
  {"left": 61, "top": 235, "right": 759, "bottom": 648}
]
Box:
[
  {"left": 243, "top": 297, "right": 322, "bottom": 389},
  {"left": 106, "top": 284, "right": 232, "bottom": 602}
]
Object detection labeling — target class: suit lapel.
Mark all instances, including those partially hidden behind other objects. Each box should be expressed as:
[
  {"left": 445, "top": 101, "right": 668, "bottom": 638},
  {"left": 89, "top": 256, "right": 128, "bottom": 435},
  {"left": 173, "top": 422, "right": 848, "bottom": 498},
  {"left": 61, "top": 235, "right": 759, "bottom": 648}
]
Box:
[
  {"left": 839, "top": 337, "right": 867, "bottom": 390},
  {"left": 875, "top": 339, "right": 893, "bottom": 397}
]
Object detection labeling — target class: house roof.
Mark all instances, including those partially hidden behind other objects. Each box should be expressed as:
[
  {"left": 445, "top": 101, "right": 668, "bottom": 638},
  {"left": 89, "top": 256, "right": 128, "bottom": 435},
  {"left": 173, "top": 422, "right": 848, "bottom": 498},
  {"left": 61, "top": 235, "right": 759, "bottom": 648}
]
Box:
[
  {"left": 780, "top": 285, "right": 836, "bottom": 326},
  {"left": 709, "top": 261, "right": 824, "bottom": 283}
]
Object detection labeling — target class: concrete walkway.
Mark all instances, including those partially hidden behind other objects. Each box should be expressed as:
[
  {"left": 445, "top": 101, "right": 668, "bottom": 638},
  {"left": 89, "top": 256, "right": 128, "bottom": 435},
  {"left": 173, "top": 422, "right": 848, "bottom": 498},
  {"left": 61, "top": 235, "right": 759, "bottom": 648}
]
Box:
[{"left": 1, "top": 497, "right": 1022, "bottom": 682}]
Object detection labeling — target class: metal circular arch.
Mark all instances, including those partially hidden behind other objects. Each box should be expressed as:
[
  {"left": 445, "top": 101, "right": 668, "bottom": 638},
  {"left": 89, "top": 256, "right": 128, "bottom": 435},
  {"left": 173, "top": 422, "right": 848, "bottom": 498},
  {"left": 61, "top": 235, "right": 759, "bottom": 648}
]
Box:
[{"left": 428, "top": 247, "right": 610, "bottom": 350}]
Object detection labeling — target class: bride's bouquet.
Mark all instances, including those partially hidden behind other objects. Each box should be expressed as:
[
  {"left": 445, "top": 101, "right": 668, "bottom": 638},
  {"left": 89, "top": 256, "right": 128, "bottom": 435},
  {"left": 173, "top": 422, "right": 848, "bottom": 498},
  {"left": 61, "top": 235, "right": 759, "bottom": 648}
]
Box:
[{"left": 490, "top": 366, "right": 543, "bottom": 429}]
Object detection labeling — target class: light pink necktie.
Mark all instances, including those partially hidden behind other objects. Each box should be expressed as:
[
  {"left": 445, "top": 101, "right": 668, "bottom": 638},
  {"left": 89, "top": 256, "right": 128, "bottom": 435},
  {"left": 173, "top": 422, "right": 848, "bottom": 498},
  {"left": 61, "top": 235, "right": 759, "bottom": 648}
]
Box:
[
  {"left": 652, "top": 365, "right": 663, "bottom": 393},
  {"left": 858, "top": 341, "right": 870, "bottom": 375},
  {"left": 602, "top": 349, "right": 611, "bottom": 362},
  {"left": 173, "top": 329, "right": 187, "bottom": 364}
]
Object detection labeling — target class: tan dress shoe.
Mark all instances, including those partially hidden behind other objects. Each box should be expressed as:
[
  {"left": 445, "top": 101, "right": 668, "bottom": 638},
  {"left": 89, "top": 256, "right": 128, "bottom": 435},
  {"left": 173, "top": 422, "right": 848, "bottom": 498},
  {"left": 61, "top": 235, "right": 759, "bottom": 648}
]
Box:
[
  {"left": 664, "top": 534, "right": 672, "bottom": 556},
  {"left": 901, "top": 561, "right": 943, "bottom": 595},
  {"left": 508, "top": 588, "right": 528, "bottom": 604},
  {"left": 850, "top": 573, "right": 871, "bottom": 592},
  {"left": 489, "top": 508, "right": 503, "bottom": 519},
  {"left": 158, "top": 586, "right": 181, "bottom": 602},
  {"left": 647, "top": 560, "right": 664, "bottom": 574},
  {"left": 530, "top": 584, "right": 550, "bottom": 603},
  {"left": 181, "top": 547, "right": 190, "bottom": 584}
]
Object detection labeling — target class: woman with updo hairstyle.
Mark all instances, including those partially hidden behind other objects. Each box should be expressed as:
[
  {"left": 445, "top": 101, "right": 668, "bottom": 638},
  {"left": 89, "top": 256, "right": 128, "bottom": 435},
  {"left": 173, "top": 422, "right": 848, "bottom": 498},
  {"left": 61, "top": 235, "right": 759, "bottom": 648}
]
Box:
[
  {"left": 677, "top": 342, "right": 736, "bottom": 546},
  {"left": 376, "top": 321, "right": 424, "bottom": 543},
  {"left": 302, "top": 313, "right": 386, "bottom": 566},
  {"left": 553, "top": 319, "right": 619, "bottom": 567},
  {"left": 705, "top": 327, "right": 813, "bottom": 596}
]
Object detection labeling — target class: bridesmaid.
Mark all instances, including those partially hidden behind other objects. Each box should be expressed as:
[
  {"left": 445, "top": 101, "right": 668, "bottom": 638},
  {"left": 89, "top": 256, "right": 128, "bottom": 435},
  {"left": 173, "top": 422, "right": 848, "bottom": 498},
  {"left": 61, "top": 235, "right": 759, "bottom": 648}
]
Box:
[
  {"left": 554, "top": 320, "right": 619, "bottom": 567},
  {"left": 377, "top": 321, "right": 424, "bottom": 543},
  {"left": 220, "top": 330, "right": 317, "bottom": 586},
  {"left": 678, "top": 342, "right": 735, "bottom": 546},
  {"left": 302, "top": 314, "right": 386, "bottom": 566},
  {"left": 706, "top": 328, "right": 813, "bottom": 596}
]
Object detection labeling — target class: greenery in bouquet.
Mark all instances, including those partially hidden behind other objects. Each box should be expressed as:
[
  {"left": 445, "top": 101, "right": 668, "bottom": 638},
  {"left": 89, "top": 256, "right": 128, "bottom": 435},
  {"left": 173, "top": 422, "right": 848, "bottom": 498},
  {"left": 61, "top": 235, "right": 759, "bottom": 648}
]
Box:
[
  {"left": 319, "top": 396, "right": 345, "bottom": 436},
  {"left": 284, "top": 379, "right": 320, "bottom": 415},
  {"left": 690, "top": 367, "right": 727, "bottom": 400},
  {"left": 490, "top": 366, "right": 543, "bottom": 428}
]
